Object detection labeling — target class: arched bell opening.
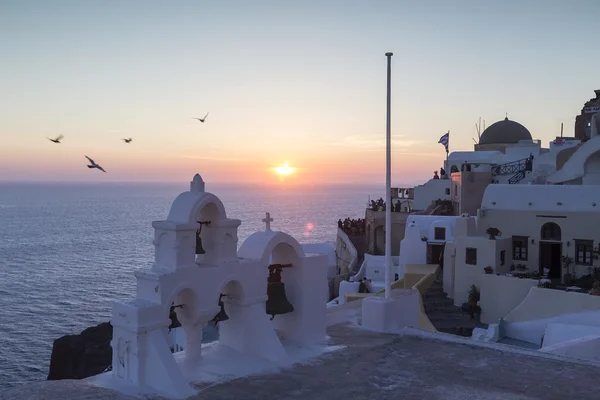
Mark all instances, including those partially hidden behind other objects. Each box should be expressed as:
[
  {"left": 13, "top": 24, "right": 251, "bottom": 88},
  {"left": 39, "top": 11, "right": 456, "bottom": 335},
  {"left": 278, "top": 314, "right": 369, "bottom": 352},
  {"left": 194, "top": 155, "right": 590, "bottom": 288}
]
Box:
[
  {"left": 166, "top": 288, "right": 203, "bottom": 360},
  {"left": 209, "top": 279, "right": 245, "bottom": 329},
  {"left": 265, "top": 242, "right": 302, "bottom": 326},
  {"left": 193, "top": 202, "right": 221, "bottom": 264}
]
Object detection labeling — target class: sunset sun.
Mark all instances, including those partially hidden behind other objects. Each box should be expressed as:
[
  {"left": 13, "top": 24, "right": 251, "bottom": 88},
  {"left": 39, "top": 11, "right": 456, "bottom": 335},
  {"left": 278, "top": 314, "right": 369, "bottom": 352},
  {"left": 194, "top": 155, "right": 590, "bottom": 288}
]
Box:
[{"left": 273, "top": 162, "right": 296, "bottom": 176}]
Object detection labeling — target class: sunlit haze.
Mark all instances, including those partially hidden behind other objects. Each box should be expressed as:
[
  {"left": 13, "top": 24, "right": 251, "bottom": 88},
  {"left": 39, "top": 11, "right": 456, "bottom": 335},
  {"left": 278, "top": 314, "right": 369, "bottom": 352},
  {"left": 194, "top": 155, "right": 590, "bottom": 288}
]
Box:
[{"left": 1, "top": 0, "right": 598, "bottom": 185}]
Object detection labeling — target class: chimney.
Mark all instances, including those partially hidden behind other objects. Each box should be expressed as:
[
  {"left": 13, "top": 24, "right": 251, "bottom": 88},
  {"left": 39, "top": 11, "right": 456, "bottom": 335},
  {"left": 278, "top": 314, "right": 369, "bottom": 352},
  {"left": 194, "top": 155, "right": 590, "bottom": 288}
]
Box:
[{"left": 595, "top": 89, "right": 600, "bottom": 99}]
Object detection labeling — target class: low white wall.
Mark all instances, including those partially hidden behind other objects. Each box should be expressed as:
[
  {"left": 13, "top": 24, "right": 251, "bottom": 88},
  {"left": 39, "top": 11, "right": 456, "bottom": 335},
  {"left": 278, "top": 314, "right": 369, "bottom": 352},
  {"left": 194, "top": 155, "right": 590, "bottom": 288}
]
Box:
[
  {"left": 542, "top": 323, "right": 600, "bottom": 348},
  {"left": 540, "top": 334, "right": 600, "bottom": 362},
  {"left": 504, "top": 287, "right": 600, "bottom": 323},
  {"left": 479, "top": 274, "right": 538, "bottom": 324}
]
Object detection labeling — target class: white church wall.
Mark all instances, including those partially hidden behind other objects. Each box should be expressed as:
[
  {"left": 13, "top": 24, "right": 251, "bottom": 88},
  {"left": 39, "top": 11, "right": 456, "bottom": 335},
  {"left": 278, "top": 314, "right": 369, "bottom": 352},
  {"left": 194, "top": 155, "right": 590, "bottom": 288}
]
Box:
[
  {"left": 109, "top": 174, "right": 329, "bottom": 398},
  {"left": 412, "top": 179, "right": 450, "bottom": 211}
]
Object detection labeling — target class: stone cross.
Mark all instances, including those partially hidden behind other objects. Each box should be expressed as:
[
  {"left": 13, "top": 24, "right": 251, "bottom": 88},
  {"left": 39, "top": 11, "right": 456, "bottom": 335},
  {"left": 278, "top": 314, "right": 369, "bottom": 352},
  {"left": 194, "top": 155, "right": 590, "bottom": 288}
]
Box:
[{"left": 262, "top": 212, "right": 273, "bottom": 231}]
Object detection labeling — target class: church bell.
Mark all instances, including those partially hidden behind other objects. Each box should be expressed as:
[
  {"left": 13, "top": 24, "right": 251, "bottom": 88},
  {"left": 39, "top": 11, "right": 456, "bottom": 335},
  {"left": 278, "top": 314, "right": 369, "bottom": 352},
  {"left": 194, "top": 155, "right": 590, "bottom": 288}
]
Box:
[
  {"left": 210, "top": 294, "right": 229, "bottom": 327},
  {"left": 265, "top": 264, "right": 294, "bottom": 320}
]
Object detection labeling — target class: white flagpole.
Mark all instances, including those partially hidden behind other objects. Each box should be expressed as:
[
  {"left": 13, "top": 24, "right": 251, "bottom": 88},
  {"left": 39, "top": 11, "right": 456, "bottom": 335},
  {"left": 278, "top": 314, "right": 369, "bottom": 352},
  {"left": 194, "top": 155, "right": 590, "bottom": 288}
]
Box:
[{"left": 385, "top": 52, "right": 393, "bottom": 299}]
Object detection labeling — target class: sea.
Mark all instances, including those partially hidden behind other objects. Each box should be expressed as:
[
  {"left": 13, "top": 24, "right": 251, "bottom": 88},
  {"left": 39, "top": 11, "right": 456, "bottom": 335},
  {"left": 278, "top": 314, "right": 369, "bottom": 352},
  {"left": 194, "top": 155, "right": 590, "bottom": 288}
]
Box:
[{"left": 0, "top": 181, "right": 384, "bottom": 390}]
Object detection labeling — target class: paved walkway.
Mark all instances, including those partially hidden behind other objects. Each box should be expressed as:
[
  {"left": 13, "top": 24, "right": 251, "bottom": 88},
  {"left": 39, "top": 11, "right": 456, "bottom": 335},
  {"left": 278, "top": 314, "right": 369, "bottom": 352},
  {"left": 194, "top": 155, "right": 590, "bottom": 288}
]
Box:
[{"left": 2, "top": 324, "right": 599, "bottom": 400}]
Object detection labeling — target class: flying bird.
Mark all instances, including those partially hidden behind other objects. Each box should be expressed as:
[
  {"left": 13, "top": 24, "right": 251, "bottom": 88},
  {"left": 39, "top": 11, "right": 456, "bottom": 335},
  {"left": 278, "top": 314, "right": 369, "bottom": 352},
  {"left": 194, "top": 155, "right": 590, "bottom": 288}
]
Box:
[
  {"left": 123, "top": 138, "right": 133, "bottom": 143},
  {"left": 47, "top": 135, "right": 64, "bottom": 144},
  {"left": 192, "top": 113, "right": 209, "bottom": 123},
  {"left": 85, "top": 156, "right": 107, "bottom": 173}
]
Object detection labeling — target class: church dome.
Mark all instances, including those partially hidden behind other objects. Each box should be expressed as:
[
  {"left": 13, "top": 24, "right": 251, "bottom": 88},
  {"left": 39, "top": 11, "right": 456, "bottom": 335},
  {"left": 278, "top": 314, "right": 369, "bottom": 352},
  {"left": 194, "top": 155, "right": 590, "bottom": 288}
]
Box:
[{"left": 479, "top": 117, "right": 532, "bottom": 145}]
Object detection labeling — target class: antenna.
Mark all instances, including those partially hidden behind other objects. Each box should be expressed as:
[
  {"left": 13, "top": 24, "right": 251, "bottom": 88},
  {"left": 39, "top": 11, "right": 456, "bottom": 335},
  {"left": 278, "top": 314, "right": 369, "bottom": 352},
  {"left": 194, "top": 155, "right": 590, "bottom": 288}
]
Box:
[
  {"left": 560, "top": 122, "right": 563, "bottom": 137},
  {"left": 475, "top": 117, "right": 482, "bottom": 142}
]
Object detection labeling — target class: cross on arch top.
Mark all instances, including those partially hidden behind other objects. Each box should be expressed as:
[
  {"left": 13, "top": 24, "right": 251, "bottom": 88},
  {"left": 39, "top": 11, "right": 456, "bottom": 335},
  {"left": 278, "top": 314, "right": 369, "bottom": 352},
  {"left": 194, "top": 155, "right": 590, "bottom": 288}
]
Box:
[{"left": 262, "top": 212, "right": 274, "bottom": 231}]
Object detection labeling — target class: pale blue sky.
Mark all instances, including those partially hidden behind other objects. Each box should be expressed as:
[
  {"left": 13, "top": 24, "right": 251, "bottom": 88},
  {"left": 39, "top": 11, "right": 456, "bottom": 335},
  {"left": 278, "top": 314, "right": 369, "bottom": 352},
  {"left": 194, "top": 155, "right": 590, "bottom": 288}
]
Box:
[{"left": 1, "top": 0, "right": 598, "bottom": 183}]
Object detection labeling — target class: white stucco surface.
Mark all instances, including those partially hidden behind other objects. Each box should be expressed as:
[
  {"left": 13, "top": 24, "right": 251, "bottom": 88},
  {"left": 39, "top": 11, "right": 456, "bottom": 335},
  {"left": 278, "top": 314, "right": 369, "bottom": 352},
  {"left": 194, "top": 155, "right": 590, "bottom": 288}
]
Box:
[
  {"left": 481, "top": 183, "right": 600, "bottom": 212},
  {"left": 106, "top": 174, "right": 329, "bottom": 399},
  {"left": 479, "top": 274, "right": 539, "bottom": 324},
  {"left": 540, "top": 334, "right": 600, "bottom": 362},
  {"left": 541, "top": 323, "right": 600, "bottom": 348},
  {"left": 547, "top": 135, "right": 600, "bottom": 183}
]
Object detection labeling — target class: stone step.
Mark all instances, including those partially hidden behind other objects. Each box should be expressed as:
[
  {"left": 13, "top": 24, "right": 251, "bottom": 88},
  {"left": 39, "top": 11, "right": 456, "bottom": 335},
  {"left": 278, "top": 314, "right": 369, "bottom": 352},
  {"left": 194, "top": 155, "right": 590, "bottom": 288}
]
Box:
[
  {"left": 428, "top": 314, "right": 475, "bottom": 323},
  {"left": 422, "top": 299, "right": 455, "bottom": 309},
  {"left": 423, "top": 304, "right": 460, "bottom": 314},
  {"left": 423, "top": 293, "right": 451, "bottom": 300}
]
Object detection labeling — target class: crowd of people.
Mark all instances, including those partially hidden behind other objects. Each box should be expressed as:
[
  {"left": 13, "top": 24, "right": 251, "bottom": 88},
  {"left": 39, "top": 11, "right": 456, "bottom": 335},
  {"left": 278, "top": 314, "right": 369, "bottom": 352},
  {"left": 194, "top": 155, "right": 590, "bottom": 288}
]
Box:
[
  {"left": 338, "top": 217, "right": 365, "bottom": 235},
  {"left": 369, "top": 198, "right": 405, "bottom": 212}
]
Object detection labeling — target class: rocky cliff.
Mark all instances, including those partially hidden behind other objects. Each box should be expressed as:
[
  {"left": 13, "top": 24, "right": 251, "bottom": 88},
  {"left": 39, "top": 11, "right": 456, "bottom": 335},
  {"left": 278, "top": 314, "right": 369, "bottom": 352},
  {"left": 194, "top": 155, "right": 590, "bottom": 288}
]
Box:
[{"left": 47, "top": 322, "right": 113, "bottom": 381}]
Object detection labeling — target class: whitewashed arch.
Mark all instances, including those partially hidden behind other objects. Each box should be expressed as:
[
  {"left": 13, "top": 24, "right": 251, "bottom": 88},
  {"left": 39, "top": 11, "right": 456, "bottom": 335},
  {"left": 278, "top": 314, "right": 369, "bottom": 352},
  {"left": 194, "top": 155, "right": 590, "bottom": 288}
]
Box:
[{"left": 238, "top": 231, "right": 305, "bottom": 266}]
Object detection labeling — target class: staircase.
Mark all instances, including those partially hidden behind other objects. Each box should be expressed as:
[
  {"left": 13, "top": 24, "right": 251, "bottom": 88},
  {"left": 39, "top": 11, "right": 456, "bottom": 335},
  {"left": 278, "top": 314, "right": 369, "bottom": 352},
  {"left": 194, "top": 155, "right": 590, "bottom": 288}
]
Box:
[
  {"left": 422, "top": 271, "right": 487, "bottom": 337},
  {"left": 491, "top": 157, "right": 532, "bottom": 185}
]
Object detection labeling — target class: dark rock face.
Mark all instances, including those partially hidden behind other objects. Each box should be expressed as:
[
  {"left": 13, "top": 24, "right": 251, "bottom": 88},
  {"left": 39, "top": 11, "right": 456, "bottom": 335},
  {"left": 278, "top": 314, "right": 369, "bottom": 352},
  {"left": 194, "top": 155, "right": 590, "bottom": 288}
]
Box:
[
  {"left": 45, "top": 309, "right": 218, "bottom": 381},
  {"left": 47, "top": 322, "right": 113, "bottom": 381}
]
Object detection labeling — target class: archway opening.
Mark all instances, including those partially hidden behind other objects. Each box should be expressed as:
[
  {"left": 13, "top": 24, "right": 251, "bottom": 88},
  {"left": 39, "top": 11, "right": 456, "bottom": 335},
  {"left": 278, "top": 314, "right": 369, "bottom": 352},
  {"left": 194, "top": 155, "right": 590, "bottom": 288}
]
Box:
[
  {"left": 539, "top": 222, "right": 562, "bottom": 280},
  {"left": 168, "top": 288, "right": 201, "bottom": 357},
  {"left": 194, "top": 202, "right": 222, "bottom": 264},
  {"left": 265, "top": 241, "right": 302, "bottom": 342}
]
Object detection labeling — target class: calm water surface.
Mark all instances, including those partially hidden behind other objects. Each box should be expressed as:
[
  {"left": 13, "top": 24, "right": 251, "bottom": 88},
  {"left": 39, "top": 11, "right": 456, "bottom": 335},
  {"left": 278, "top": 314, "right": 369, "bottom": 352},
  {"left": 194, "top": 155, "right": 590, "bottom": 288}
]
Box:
[{"left": 0, "top": 181, "right": 384, "bottom": 389}]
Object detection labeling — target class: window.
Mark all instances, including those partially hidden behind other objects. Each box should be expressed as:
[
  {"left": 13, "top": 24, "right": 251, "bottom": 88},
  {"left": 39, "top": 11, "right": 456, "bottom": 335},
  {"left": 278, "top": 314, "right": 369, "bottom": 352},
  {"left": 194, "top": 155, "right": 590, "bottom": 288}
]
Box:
[
  {"left": 500, "top": 250, "right": 506, "bottom": 266},
  {"left": 434, "top": 227, "right": 446, "bottom": 240},
  {"left": 465, "top": 247, "right": 477, "bottom": 265},
  {"left": 540, "top": 222, "right": 561, "bottom": 241},
  {"left": 575, "top": 239, "right": 594, "bottom": 266},
  {"left": 512, "top": 236, "right": 528, "bottom": 260}
]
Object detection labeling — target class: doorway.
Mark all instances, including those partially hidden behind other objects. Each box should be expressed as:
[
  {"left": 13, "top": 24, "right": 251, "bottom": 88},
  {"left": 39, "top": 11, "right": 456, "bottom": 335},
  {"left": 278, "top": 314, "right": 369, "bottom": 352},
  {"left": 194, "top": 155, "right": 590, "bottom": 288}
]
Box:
[
  {"left": 539, "top": 241, "right": 562, "bottom": 279},
  {"left": 427, "top": 243, "right": 446, "bottom": 268}
]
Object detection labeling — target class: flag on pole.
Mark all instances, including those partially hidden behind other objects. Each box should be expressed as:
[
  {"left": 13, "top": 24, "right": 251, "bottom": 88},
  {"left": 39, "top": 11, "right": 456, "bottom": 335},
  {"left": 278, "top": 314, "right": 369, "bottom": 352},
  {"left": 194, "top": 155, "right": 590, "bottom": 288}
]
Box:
[{"left": 438, "top": 132, "right": 449, "bottom": 153}]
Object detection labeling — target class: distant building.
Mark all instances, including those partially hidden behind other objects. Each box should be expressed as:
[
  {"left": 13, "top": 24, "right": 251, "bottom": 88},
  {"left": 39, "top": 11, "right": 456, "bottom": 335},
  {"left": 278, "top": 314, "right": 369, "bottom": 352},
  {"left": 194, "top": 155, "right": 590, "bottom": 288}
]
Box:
[{"left": 575, "top": 89, "right": 600, "bottom": 141}]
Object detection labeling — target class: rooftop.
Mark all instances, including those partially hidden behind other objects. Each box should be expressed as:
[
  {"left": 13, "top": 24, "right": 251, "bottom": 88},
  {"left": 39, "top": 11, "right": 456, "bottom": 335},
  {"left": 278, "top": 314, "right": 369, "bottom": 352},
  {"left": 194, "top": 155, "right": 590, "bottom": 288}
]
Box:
[
  {"left": 481, "top": 183, "right": 600, "bottom": 212},
  {"left": 3, "top": 324, "right": 600, "bottom": 400},
  {"left": 479, "top": 117, "right": 533, "bottom": 145}
]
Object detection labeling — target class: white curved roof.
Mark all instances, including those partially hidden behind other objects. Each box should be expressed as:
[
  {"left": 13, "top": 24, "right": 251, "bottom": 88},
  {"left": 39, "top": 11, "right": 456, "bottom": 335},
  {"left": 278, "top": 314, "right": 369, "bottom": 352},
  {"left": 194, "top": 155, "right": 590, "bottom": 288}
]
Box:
[
  {"left": 481, "top": 184, "right": 600, "bottom": 212},
  {"left": 547, "top": 135, "right": 600, "bottom": 183}
]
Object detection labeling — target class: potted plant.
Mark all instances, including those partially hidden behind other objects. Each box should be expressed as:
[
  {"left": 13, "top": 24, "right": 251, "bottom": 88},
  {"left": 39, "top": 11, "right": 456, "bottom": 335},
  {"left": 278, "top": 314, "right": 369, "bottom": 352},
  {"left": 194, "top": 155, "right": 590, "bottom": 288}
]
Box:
[
  {"left": 484, "top": 266, "right": 493, "bottom": 274},
  {"left": 486, "top": 227, "right": 501, "bottom": 240},
  {"left": 561, "top": 255, "right": 574, "bottom": 284},
  {"left": 464, "top": 284, "right": 481, "bottom": 320}
]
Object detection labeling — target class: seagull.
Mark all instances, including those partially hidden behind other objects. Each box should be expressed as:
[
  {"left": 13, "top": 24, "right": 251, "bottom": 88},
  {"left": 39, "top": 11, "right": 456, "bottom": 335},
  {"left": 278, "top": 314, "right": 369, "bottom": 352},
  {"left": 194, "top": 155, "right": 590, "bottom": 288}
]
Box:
[
  {"left": 47, "top": 135, "right": 64, "bottom": 144},
  {"left": 122, "top": 138, "right": 133, "bottom": 143},
  {"left": 85, "top": 156, "right": 107, "bottom": 173},
  {"left": 192, "top": 113, "right": 209, "bottom": 123}
]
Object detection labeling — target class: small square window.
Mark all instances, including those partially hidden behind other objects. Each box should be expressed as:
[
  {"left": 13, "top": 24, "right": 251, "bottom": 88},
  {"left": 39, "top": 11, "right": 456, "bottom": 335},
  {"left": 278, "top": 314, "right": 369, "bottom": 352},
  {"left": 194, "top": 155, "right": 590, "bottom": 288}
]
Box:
[
  {"left": 465, "top": 247, "right": 477, "bottom": 265},
  {"left": 512, "top": 236, "right": 528, "bottom": 261},
  {"left": 575, "top": 239, "right": 594, "bottom": 266},
  {"left": 434, "top": 227, "right": 446, "bottom": 241}
]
